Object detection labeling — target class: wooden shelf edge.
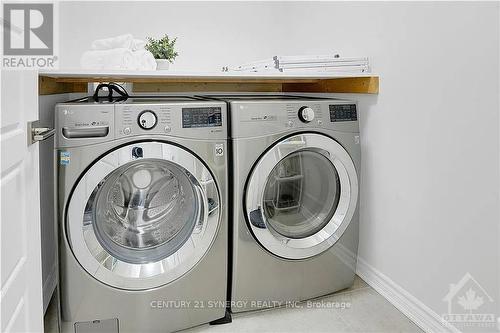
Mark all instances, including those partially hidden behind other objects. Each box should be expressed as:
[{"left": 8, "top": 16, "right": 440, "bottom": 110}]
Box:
[
  {"left": 39, "top": 76, "right": 87, "bottom": 95},
  {"left": 283, "top": 77, "right": 379, "bottom": 94},
  {"left": 38, "top": 74, "right": 379, "bottom": 95},
  {"left": 132, "top": 82, "right": 284, "bottom": 93}
]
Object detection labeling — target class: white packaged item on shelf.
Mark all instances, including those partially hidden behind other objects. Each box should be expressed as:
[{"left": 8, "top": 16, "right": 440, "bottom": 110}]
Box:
[
  {"left": 226, "top": 54, "right": 371, "bottom": 74},
  {"left": 275, "top": 55, "right": 368, "bottom": 64},
  {"left": 278, "top": 61, "right": 367, "bottom": 68},
  {"left": 279, "top": 65, "right": 369, "bottom": 73},
  {"left": 228, "top": 58, "right": 276, "bottom": 72}
]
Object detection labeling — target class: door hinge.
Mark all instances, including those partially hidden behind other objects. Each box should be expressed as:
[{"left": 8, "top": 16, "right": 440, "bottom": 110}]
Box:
[{"left": 28, "top": 121, "right": 55, "bottom": 145}]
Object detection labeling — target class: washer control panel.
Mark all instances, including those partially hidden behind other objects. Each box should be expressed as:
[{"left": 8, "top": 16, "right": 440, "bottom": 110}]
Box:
[
  {"left": 182, "top": 107, "right": 222, "bottom": 128},
  {"left": 115, "top": 104, "right": 171, "bottom": 137},
  {"left": 56, "top": 99, "right": 227, "bottom": 147},
  {"left": 114, "top": 101, "right": 226, "bottom": 139},
  {"left": 138, "top": 110, "right": 158, "bottom": 129}
]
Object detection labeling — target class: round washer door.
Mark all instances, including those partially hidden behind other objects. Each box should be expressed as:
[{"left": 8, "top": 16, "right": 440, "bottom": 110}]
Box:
[
  {"left": 66, "top": 141, "right": 220, "bottom": 290},
  {"left": 245, "top": 133, "right": 358, "bottom": 260}
]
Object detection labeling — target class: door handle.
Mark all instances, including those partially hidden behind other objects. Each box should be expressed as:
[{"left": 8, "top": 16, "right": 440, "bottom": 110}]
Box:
[
  {"left": 62, "top": 126, "right": 109, "bottom": 139},
  {"left": 28, "top": 121, "right": 55, "bottom": 145}
]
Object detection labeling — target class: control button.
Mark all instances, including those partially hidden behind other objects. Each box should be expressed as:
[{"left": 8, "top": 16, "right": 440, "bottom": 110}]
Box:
[
  {"left": 138, "top": 110, "right": 157, "bottom": 130},
  {"left": 287, "top": 120, "right": 294, "bottom": 127},
  {"left": 123, "top": 127, "right": 131, "bottom": 135},
  {"left": 298, "top": 106, "right": 315, "bottom": 123},
  {"left": 164, "top": 125, "right": 171, "bottom": 133}
]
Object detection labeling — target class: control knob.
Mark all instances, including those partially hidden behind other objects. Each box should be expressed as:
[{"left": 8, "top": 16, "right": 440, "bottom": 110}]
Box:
[
  {"left": 138, "top": 110, "right": 157, "bottom": 130},
  {"left": 298, "top": 106, "right": 315, "bottom": 123}
]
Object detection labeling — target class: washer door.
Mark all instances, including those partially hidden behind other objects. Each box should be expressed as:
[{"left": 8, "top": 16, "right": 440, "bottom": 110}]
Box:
[
  {"left": 67, "top": 141, "right": 220, "bottom": 290},
  {"left": 245, "top": 133, "right": 358, "bottom": 260}
]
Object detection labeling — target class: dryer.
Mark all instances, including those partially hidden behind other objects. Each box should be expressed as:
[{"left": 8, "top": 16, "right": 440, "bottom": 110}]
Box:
[
  {"left": 55, "top": 96, "right": 228, "bottom": 332},
  {"left": 202, "top": 95, "right": 360, "bottom": 313}
]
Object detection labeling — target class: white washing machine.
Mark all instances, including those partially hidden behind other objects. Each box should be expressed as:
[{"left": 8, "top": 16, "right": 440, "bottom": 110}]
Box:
[
  {"left": 201, "top": 95, "right": 360, "bottom": 313},
  {"left": 55, "top": 96, "right": 229, "bottom": 332}
]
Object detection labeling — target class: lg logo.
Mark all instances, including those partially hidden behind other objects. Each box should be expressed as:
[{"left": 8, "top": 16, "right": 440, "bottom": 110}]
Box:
[{"left": 3, "top": 3, "right": 53, "bottom": 55}]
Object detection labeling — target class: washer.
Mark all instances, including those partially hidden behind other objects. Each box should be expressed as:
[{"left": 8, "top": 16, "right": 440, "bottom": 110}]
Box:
[
  {"left": 55, "top": 96, "right": 228, "bottom": 332},
  {"left": 201, "top": 95, "right": 360, "bottom": 313}
]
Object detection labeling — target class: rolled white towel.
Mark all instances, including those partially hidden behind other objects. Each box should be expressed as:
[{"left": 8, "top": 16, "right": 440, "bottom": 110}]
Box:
[
  {"left": 80, "top": 48, "right": 136, "bottom": 70},
  {"left": 91, "top": 34, "right": 133, "bottom": 50},
  {"left": 132, "top": 50, "right": 157, "bottom": 70}
]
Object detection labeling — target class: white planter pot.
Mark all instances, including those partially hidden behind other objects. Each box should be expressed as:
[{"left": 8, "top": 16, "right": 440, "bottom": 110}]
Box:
[{"left": 155, "top": 59, "right": 170, "bottom": 70}]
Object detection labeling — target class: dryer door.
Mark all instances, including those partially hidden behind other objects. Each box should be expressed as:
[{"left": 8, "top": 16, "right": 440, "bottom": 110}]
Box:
[
  {"left": 66, "top": 141, "right": 220, "bottom": 290},
  {"left": 245, "top": 133, "right": 358, "bottom": 260}
]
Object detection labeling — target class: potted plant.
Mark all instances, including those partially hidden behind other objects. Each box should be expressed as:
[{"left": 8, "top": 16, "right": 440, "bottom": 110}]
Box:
[{"left": 145, "top": 34, "right": 179, "bottom": 70}]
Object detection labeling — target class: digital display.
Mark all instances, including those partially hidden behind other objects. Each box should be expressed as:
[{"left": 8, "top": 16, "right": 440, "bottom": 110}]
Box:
[
  {"left": 182, "top": 107, "right": 222, "bottom": 128},
  {"left": 329, "top": 104, "right": 357, "bottom": 122}
]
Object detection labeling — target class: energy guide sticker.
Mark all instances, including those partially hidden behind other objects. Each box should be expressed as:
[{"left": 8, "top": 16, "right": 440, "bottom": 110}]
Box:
[{"left": 60, "top": 151, "right": 70, "bottom": 165}]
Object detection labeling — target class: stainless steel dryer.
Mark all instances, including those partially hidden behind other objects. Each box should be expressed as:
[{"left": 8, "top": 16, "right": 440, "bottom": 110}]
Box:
[
  {"left": 201, "top": 95, "right": 360, "bottom": 313},
  {"left": 55, "top": 96, "right": 228, "bottom": 332}
]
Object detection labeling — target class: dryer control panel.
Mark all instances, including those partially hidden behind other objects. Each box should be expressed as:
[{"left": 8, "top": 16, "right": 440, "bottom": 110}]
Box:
[
  {"left": 229, "top": 99, "right": 359, "bottom": 138},
  {"left": 329, "top": 104, "right": 357, "bottom": 122}
]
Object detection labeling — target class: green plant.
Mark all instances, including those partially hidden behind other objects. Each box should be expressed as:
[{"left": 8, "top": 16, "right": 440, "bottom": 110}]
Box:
[{"left": 145, "top": 35, "right": 179, "bottom": 62}]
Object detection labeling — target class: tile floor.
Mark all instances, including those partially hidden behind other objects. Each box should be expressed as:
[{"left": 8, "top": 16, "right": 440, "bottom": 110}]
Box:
[{"left": 44, "top": 276, "right": 423, "bottom": 332}]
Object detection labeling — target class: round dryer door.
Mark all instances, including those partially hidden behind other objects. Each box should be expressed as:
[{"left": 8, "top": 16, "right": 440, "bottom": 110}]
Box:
[
  {"left": 245, "top": 133, "right": 358, "bottom": 260},
  {"left": 66, "top": 141, "right": 220, "bottom": 290}
]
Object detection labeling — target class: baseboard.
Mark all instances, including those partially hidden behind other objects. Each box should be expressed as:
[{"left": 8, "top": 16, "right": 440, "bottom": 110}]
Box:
[
  {"left": 42, "top": 263, "right": 58, "bottom": 314},
  {"left": 356, "top": 257, "right": 460, "bottom": 333}
]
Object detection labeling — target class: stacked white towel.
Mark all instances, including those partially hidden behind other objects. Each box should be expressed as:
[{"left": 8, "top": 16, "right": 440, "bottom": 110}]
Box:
[
  {"left": 80, "top": 34, "right": 156, "bottom": 70},
  {"left": 90, "top": 34, "right": 146, "bottom": 51}
]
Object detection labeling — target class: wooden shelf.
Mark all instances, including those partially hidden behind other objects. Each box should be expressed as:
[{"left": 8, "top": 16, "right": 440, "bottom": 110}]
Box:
[{"left": 38, "top": 70, "right": 379, "bottom": 95}]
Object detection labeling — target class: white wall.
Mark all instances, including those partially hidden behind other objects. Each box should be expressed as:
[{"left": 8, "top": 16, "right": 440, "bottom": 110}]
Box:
[{"left": 58, "top": 1, "right": 500, "bottom": 329}]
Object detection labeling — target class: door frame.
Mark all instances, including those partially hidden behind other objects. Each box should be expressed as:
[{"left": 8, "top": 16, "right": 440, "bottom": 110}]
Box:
[
  {"left": 65, "top": 141, "right": 221, "bottom": 290},
  {"left": 245, "top": 133, "right": 358, "bottom": 260}
]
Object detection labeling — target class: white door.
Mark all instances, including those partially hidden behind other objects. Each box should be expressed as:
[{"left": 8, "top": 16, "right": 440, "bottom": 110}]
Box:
[{"left": 1, "top": 70, "right": 44, "bottom": 332}]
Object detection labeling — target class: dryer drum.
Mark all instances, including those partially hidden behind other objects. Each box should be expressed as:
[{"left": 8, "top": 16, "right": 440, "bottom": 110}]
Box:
[
  {"left": 262, "top": 149, "right": 341, "bottom": 240},
  {"left": 245, "top": 133, "right": 359, "bottom": 260}
]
